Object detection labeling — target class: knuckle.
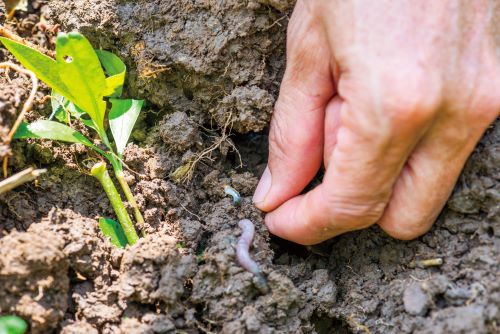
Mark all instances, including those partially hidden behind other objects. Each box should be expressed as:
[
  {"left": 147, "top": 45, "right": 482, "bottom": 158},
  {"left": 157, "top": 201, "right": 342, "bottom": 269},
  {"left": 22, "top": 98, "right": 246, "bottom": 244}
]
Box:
[
  {"left": 286, "top": 1, "right": 328, "bottom": 69},
  {"left": 379, "top": 70, "right": 441, "bottom": 128},
  {"left": 470, "top": 84, "right": 500, "bottom": 125},
  {"left": 295, "top": 0, "right": 321, "bottom": 18}
]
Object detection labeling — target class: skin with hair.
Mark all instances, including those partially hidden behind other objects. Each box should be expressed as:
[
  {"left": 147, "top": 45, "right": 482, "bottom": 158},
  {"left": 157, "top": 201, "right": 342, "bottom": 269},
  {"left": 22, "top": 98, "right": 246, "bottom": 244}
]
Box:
[{"left": 253, "top": 0, "right": 500, "bottom": 245}]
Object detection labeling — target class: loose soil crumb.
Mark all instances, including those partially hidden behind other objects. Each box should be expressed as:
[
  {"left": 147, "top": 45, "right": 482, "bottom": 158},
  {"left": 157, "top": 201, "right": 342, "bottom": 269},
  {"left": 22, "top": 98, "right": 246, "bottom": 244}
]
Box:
[{"left": 0, "top": 225, "right": 69, "bottom": 334}]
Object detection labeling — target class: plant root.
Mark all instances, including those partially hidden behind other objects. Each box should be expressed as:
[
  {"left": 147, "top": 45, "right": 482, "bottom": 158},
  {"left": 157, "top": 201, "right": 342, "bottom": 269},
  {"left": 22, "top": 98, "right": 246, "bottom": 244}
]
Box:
[
  {"left": 5, "top": 0, "right": 22, "bottom": 20},
  {"left": 0, "top": 62, "right": 39, "bottom": 177},
  {"left": 171, "top": 112, "right": 242, "bottom": 183}
]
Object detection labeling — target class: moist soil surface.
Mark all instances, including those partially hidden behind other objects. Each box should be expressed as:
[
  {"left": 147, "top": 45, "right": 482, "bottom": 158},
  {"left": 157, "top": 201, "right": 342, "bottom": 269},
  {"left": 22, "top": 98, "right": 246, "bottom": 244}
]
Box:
[{"left": 0, "top": 1, "right": 499, "bottom": 333}]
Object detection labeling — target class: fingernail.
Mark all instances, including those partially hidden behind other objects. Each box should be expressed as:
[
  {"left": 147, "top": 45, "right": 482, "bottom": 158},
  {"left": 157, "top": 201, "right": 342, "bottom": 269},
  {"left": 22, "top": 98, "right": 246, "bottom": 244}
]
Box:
[
  {"left": 264, "top": 214, "right": 276, "bottom": 234},
  {"left": 253, "top": 166, "right": 272, "bottom": 206}
]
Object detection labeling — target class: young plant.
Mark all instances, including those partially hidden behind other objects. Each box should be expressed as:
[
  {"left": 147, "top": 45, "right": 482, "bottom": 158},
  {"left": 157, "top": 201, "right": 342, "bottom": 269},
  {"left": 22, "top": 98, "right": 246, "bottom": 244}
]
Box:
[{"left": 0, "top": 32, "right": 144, "bottom": 245}]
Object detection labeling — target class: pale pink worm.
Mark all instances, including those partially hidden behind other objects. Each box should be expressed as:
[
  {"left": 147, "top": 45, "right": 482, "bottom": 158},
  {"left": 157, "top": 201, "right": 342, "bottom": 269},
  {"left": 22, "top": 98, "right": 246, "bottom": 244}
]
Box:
[
  {"left": 236, "top": 219, "right": 269, "bottom": 292},
  {"left": 237, "top": 219, "right": 261, "bottom": 275}
]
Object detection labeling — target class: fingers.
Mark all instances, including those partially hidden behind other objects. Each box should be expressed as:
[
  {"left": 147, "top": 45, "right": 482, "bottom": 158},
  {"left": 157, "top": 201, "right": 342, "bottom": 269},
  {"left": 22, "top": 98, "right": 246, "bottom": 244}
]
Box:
[
  {"left": 264, "top": 68, "right": 441, "bottom": 245},
  {"left": 252, "top": 1, "right": 335, "bottom": 212},
  {"left": 263, "top": 120, "right": 398, "bottom": 245},
  {"left": 377, "top": 141, "right": 472, "bottom": 240},
  {"left": 378, "top": 103, "right": 500, "bottom": 240},
  {"left": 323, "top": 97, "right": 343, "bottom": 168}
]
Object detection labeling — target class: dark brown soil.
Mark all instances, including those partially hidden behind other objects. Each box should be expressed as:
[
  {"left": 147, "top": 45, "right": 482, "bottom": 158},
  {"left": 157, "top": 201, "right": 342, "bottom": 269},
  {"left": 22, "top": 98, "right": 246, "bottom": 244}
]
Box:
[{"left": 0, "top": 1, "right": 499, "bottom": 333}]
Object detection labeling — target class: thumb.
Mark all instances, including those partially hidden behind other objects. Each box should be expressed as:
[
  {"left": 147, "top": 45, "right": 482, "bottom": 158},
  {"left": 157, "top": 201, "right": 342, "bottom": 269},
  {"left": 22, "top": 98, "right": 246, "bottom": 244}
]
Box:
[{"left": 253, "top": 2, "right": 334, "bottom": 211}]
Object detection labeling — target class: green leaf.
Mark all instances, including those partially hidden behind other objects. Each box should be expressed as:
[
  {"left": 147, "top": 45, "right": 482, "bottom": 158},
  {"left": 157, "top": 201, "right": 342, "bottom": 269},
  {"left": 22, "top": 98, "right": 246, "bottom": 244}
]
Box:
[
  {"left": 50, "top": 91, "right": 96, "bottom": 129},
  {"left": 0, "top": 315, "right": 28, "bottom": 334},
  {"left": 1, "top": 33, "right": 108, "bottom": 133},
  {"left": 55, "top": 32, "right": 107, "bottom": 132},
  {"left": 14, "top": 120, "right": 96, "bottom": 148},
  {"left": 109, "top": 98, "right": 144, "bottom": 155},
  {"left": 0, "top": 37, "right": 75, "bottom": 102},
  {"left": 98, "top": 217, "right": 128, "bottom": 248},
  {"left": 50, "top": 90, "right": 69, "bottom": 123},
  {"left": 96, "top": 50, "right": 126, "bottom": 98}
]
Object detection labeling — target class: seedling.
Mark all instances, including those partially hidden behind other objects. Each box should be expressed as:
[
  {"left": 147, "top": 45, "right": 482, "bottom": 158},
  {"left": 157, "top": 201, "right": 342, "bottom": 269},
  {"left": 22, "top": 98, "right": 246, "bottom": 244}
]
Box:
[
  {"left": 0, "top": 315, "right": 27, "bottom": 334},
  {"left": 0, "top": 32, "right": 144, "bottom": 245}
]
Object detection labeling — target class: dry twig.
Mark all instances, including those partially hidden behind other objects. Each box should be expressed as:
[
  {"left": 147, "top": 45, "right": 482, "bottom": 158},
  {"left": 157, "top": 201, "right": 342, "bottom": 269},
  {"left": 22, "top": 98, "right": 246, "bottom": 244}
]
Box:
[
  {"left": 0, "top": 167, "right": 46, "bottom": 195},
  {"left": 0, "top": 62, "right": 39, "bottom": 177},
  {"left": 0, "top": 25, "right": 55, "bottom": 57},
  {"left": 5, "top": 0, "right": 22, "bottom": 20}
]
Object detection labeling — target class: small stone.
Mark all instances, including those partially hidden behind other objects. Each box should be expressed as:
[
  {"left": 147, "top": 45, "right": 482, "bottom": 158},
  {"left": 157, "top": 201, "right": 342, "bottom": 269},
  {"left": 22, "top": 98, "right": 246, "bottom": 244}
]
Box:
[
  {"left": 180, "top": 219, "right": 202, "bottom": 243},
  {"left": 403, "top": 284, "right": 430, "bottom": 316},
  {"left": 245, "top": 314, "right": 261, "bottom": 331},
  {"left": 422, "top": 274, "right": 449, "bottom": 296}
]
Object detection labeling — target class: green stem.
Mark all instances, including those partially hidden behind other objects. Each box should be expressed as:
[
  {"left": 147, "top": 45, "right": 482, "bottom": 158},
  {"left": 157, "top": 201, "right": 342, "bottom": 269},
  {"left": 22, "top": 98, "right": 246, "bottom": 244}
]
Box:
[
  {"left": 91, "top": 162, "right": 138, "bottom": 245},
  {"left": 98, "top": 129, "right": 113, "bottom": 150},
  {"left": 96, "top": 129, "right": 144, "bottom": 229},
  {"left": 115, "top": 169, "right": 145, "bottom": 226},
  {"left": 108, "top": 156, "right": 145, "bottom": 227},
  {"left": 99, "top": 131, "right": 144, "bottom": 225}
]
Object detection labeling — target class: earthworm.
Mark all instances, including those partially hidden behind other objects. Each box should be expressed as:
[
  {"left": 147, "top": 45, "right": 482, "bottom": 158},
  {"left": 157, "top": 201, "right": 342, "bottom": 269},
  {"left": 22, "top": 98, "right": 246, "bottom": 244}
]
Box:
[
  {"left": 237, "top": 219, "right": 268, "bottom": 292},
  {"left": 224, "top": 185, "right": 241, "bottom": 205}
]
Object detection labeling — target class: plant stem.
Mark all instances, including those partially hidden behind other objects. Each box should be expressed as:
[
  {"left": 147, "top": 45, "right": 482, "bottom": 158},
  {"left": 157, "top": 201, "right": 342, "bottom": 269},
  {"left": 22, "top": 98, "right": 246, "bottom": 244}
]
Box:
[
  {"left": 97, "top": 130, "right": 145, "bottom": 228},
  {"left": 107, "top": 155, "right": 145, "bottom": 227},
  {"left": 91, "top": 162, "right": 138, "bottom": 245},
  {"left": 114, "top": 169, "right": 145, "bottom": 226}
]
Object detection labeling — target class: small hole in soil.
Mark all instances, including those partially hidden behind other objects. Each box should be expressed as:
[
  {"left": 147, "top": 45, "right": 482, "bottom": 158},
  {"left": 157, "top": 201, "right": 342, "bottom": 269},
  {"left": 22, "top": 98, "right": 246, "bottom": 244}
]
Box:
[
  {"left": 486, "top": 226, "right": 494, "bottom": 237},
  {"left": 312, "top": 312, "right": 351, "bottom": 334},
  {"left": 183, "top": 87, "right": 194, "bottom": 100},
  {"left": 195, "top": 231, "right": 212, "bottom": 264},
  {"left": 270, "top": 235, "right": 309, "bottom": 260},
  {"left": 64, "top": 55, "right": 73, "bottom": 63},
  {"left": 230, "top": 132, "right": 269, "bottom": 174},
  {"left": 194, "top": 303, "right": 221, "bottom": 332},
  {"left": 435, "top": 293, "right": 446, "bottom": 309}
]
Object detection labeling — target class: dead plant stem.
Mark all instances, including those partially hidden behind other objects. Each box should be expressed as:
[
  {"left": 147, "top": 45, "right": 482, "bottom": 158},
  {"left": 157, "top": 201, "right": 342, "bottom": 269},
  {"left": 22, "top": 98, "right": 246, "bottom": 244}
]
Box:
[
  {"left": 0, "top": 25, "right": 55, "bottom": 57},
  {"left": 0, "top": 62, "right": 39, "bottom": 177},
  {"left": 0, "top": 167, "right": 46, "bottom": 194}
]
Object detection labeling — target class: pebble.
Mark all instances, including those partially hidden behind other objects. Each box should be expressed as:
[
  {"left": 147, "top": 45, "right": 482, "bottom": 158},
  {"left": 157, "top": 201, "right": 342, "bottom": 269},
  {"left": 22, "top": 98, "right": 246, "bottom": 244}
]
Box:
[{"left": 403, "top": 284, "right": 430, "bottom": 316}]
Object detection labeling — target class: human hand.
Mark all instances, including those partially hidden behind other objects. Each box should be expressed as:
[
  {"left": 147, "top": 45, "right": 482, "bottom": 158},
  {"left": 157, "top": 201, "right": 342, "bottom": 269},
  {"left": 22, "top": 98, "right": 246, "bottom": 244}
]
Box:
[{"left": 253, "top": 0, "right": 500, "bottom": 245}]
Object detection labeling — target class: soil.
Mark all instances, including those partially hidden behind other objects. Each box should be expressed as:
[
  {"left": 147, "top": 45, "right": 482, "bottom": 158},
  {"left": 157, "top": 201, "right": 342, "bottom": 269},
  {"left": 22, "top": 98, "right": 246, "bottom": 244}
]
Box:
[{"left": 0, "top": 1, "right": 499, "bottom": 333}]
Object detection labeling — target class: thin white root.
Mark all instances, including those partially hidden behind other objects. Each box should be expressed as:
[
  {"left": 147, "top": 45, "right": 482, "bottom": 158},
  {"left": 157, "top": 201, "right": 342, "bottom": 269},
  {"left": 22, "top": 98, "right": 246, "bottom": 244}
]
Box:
[{"left": 172, "top": 111, "right": 242, "bottom": 183}]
